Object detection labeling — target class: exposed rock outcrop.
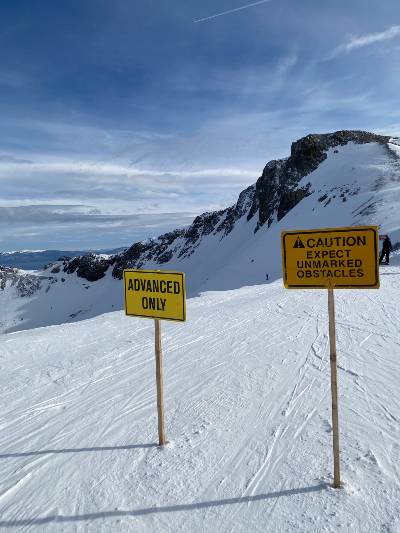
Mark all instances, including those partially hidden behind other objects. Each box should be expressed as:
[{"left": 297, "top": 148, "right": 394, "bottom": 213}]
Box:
[
  {"left": 0, "top": 266, "right": 54, "bottom": 297},
  {"left": 247, "top": 130, "right": 390, "bottom": 230},
  {"left": 63, "top": 253, "right": 110, "bottom": 282}
]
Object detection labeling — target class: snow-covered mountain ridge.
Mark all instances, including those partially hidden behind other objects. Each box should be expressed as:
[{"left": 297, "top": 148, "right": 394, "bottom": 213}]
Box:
[
  {"left": 80, "top": 130, "right": 392, "bottom": 281},
  {"left": 1, "top": 130, "right": 400, "bottom": 333}
]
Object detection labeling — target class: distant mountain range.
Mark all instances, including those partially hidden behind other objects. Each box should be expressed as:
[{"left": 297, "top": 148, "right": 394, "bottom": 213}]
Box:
[
  {"left": 1, "top": 130, "right": 400, "bottom": 334},
  {"left": 0, "top": 248, "right": 126, "bottom": 270}
]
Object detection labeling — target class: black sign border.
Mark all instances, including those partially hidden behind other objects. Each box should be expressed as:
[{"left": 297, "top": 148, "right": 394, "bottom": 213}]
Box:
[
  {"left": 282, "top": 227, "right": 379, "bottom": 289},
  {"left": 123, "top": 269, "right": 186, "bottom": 321}
]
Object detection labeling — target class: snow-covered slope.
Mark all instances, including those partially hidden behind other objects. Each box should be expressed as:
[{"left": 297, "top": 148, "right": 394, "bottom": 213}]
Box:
[
  {"left": 1, "top": 131, "right": 400, "bottom": 333},
  {"left": 0, "top": 265, "right": 399, "bottom": 531}
]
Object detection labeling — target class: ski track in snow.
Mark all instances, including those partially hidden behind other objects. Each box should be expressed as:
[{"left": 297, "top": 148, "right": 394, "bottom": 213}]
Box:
[{"left": 0, "top": 269, "right": 399, "bottom": 531}]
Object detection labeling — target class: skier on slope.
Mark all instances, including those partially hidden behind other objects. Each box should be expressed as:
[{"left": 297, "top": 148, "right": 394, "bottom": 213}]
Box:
[{"left": 379, "top": 235, "right": 393, "bottom": 265}]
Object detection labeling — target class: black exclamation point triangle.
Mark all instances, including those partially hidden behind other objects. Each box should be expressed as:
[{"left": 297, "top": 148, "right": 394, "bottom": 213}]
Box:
[{"left": 293, "top": 236, "right": 305, "bottom": 249}]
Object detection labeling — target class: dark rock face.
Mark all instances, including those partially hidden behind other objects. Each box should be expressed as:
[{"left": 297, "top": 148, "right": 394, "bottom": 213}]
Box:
[
  {"left": 54, "top": 130, "right": 391, "bottom": 282},
  {"left": 0, "top": 266, "right": 53, "bottom": 297},
  {"left": 111, "top": 184, "right": 256, "bottom": 278},
  {"left": 247, "top": 130, "right": 390, "bottom": 231},
  {"left": 246, "top": 158, "right": 302, "bottom": 229},
  {"left": 64, "top": 253, "right": 109, "bottom": 282},
  {"left": 111, "top": 229, "right": 186, "bottom": 279},
  {"left": 290, "top": 130, "right": 389, "bottom": 174},
  {"left": 216, "top": 185, "right": 256, "bottom": 235},
  {"left": 0, "top": 267, "right": 15, "bottom": 291}
]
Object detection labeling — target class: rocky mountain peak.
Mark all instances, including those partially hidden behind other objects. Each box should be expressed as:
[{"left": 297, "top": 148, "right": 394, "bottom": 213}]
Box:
[
  {"left": 246, "top": 130, "right": 391, "bottom": 230},
  {"left": 290, "top": 130, "right": 390, "bottom": 175},
  {"left": 1, "top": 130, "right": 393, "bottom": 287}
]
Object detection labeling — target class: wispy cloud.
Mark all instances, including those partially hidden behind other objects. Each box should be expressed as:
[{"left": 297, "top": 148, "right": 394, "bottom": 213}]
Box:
[
  {"left": 193, "top": 0, "right": 271, "bottom": 23},
  {"left": 0, "top": 205, "right": 197, "bottom": 251},
  {"left": 329, "top": 25, "right": 400, "bottom": 59},
  {"left": 0, "top": 159, "right": 256, "bottom": 180},
  {"left": 0, "top": 154, "right": 32, "bottom": 164},
  {"left": 277, "top": 52, "right": 298, "bottom": 75}
]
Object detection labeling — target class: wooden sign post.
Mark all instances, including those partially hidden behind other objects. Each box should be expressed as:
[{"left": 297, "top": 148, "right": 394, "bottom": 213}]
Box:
[
  {"left": 328, "top": 287, "right": 340, "bottom": 488},
  {"left": 123, "top": 269, "right": 186, "bottom": 446},
  {"left": 154, "top": 318, "right": 166, "bottom": 445},
  {"left": 281, "top": 226, "right": 380, "bottom": 488}
]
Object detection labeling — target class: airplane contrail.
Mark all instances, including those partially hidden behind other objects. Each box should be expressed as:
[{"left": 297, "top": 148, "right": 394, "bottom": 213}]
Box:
[{"left": 193, "top": 0, "right": 271, "bottom": 23}]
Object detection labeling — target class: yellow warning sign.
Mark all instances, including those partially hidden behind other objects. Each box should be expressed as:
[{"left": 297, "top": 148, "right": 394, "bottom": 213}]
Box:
[
  {"left": 281, "top": 226, "right": 379, "bottom": 289},
  {"left": 123, "top": 269, "right": 186, "bottom": 321}
]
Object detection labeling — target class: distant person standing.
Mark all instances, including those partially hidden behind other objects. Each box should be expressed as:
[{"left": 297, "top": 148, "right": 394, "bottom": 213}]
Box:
[{"left": 379, "top": 235, "right": 393, "bottom": 265}]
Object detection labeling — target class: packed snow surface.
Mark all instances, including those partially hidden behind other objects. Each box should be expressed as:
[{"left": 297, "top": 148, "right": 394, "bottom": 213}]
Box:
[{"left": 0, "top": 263, "right": 399, "bottom": 531}]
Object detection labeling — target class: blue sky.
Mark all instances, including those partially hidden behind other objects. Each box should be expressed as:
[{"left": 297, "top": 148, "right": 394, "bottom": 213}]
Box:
[{"left": 1, "top": 0, "right": 400, "bottom": 250}]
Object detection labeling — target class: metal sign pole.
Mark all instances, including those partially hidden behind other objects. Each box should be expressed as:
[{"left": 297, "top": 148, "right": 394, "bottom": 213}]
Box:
[
  {"left": 154, "top": 318, "right": 166, "bottom": 446},
  {"left": 328, "top": 288, "right": 341, "bottom": 488}
]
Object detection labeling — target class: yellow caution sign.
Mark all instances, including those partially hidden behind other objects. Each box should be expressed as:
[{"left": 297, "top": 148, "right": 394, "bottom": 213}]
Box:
[
  {"left": 281, "top": 226, "right": 379, "bottom": 289},
  {"left": 123, "top": 269, "right": 186, "bottom": 321}
]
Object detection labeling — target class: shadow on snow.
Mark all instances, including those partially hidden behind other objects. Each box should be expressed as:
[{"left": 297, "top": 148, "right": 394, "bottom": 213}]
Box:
[
  {"left": 0, "top": 483, "right": 328, "bottom": 527},
  {"left": 0, "top": 443, "right": 156, "bottom": 459}
]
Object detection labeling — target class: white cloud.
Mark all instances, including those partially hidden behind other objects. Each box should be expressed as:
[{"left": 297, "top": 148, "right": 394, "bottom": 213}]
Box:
[
  {"left": 329, "top": 25, "right": 400, "bottom": 59},
  {"left": 0, "top": 159, "right": 256, "bottom": 180},
  {"left": 0, "top": 147, "right": 260, "bottom": 250}
]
